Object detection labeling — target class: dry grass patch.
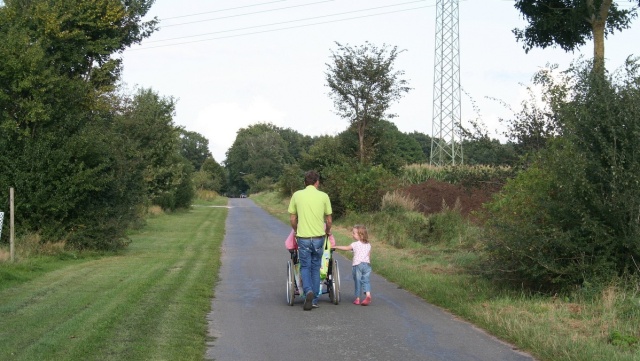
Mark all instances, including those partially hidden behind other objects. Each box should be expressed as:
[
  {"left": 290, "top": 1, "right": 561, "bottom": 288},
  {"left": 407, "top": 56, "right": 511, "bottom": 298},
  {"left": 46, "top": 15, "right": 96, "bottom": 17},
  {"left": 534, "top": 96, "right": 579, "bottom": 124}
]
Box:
[
  {"left": 195, "top": 189, "right": 218, "bottom": 201},
  {"left": 0, "top": 248, "right": 10, "bottom": 262},
  {"left": 147, "top": 205, "right": 164, "bottom": 216},
  {"left": 381, "top": 190, "right": 418, "bottom": 212},
  {"left": 5, "top": 233, "right": 68, "bottom": 259}
]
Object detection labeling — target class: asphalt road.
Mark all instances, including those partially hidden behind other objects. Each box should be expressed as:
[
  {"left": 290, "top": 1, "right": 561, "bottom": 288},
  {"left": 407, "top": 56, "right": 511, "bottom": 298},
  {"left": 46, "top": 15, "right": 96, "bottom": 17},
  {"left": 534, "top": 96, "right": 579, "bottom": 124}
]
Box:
[{"left": 206, "top": 198, "right": 535, "bottom": 361}]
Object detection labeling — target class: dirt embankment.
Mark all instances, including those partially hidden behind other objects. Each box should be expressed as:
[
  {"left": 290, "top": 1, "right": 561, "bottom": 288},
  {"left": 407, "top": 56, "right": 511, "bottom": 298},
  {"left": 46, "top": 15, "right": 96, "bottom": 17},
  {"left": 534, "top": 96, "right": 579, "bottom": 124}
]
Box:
[{"left": 399, "top": 179, "right": 504, "bottom": 220}]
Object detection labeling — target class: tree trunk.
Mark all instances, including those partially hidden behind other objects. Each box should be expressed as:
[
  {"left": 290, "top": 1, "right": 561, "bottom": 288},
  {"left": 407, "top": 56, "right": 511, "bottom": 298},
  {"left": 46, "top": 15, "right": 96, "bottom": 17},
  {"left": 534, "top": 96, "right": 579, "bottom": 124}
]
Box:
[
  {"left": 358, "top": 120, "right": 365, "bottom": 163},
  {"left": 588, "top": 0, "right": 612, "bottom": 74}
]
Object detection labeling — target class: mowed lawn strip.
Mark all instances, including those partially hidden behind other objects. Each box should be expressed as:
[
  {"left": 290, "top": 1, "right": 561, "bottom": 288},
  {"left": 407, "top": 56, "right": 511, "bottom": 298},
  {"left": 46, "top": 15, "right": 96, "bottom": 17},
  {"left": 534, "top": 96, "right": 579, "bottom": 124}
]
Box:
[{"left": 0, "top": 200, "right": 227, "bottom": 361}]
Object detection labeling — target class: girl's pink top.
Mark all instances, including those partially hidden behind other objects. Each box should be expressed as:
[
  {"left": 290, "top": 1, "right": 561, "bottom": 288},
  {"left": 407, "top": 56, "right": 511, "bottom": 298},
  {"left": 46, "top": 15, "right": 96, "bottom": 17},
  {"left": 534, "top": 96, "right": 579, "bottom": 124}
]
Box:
[{"left": 350, "top": 241, "right": 371, "bottom": 266}]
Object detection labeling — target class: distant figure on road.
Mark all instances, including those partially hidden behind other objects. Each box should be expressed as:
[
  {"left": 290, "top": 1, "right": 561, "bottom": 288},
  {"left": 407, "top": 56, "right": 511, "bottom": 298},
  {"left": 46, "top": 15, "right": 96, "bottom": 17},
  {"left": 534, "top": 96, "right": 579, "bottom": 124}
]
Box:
[
  {"left": 334, "top": 225, "right": 372, "bottom": 306},
  {"left": 288, "top": 170, "right": 332, "bottom": 311}
]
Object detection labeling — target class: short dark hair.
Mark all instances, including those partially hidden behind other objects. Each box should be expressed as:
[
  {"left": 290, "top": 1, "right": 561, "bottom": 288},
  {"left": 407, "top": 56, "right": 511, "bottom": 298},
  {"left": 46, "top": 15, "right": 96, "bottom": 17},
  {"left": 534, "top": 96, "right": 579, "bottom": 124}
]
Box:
[{"left": 304, "top": 170, "right": 320, "bottom": 186}]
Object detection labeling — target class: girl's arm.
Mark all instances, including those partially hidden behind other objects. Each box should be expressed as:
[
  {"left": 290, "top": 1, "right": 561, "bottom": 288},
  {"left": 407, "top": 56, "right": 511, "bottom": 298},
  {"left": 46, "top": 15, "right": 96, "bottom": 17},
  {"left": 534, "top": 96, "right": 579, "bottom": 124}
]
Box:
[{"left": 334, "top": 245, "right": 352, "bottom": 251}]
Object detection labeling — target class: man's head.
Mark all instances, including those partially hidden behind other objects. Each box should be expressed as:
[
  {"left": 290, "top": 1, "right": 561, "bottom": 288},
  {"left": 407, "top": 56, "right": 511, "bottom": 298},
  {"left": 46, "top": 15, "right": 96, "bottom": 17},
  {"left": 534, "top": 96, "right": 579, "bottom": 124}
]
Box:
[{"left": 304, "top": 170, "right": 320, "bottom": 186}]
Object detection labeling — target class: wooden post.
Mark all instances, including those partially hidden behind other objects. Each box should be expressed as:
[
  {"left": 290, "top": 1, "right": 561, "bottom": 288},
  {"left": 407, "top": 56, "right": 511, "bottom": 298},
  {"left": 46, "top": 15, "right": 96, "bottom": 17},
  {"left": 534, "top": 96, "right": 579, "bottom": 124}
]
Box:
[{"left": 10, "top": 187, "right": 14, "bottom": 262}]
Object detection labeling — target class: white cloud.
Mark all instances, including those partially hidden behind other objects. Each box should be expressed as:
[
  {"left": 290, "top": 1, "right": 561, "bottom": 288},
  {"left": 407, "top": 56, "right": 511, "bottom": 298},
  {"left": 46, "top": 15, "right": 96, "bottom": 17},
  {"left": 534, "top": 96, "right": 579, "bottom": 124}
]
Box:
[{"left": 192, "top": 97, "right": 286, "bottom": 163}]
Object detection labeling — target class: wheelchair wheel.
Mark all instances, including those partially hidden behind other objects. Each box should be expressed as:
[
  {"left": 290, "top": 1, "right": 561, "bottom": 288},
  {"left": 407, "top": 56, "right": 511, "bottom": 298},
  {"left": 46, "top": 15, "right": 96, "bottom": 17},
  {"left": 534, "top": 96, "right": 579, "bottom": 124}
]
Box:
[
  {"left": 286, "top": 260, "right": 295, "bottom": 306},
  {"left": 331, "top": 258, "right": 340, "bottom": 305}
]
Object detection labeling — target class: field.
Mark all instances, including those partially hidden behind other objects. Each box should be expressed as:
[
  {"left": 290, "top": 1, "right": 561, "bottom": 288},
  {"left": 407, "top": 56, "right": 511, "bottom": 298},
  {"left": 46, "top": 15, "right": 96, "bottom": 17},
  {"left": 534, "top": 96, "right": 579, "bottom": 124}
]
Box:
[{"left": 0, "top": 199, "right": 227, "bottom": 361}]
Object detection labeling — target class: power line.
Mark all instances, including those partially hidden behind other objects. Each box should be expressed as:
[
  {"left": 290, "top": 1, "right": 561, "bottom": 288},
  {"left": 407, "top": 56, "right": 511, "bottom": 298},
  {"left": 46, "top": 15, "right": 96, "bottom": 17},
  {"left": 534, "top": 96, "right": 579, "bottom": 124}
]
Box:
[
  {"left": 146, "top": 0, "right": 434, "bottom": 44},
  {"left": 160, "top": 0, "right": 288, "bottom": 20},
  {"left": 130, "top": 4, "right": 432, "bottom": 51},
  {"left": 161, "top": 0, "right": 335, "bottom": 28}
]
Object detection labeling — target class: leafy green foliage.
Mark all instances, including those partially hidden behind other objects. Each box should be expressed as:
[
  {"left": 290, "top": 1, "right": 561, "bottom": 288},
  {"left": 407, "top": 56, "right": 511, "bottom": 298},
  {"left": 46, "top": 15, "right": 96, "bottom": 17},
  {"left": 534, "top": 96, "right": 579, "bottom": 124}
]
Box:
[
  {"left": 609, "top": 330, "right": 639, "bottom": 349},
  {"left": 277, "top": 164, "right": 304, "bottom": 198},
  {"left": 338, "top": 120, "right": 425, "bottom": 172},
  {"left": 513, "top": 1, "right": 636, "bottom": 52},
  {"left": 406, "top": 131, "right": 433, "bottom": 161},
  {"left": 193, "top": 157, "right": 226, "bottom": 193},
  {"left": 225, "top": 123, "right": 308, "bottom": 193},
  {"left": 365, "top": 211, "right": 429, "bottom": 249},
  {"left": 483, "top": 59, "right": 640, "bottom": 290},
  {"left": 461, "top": 138, "right": 518, "bottom": 166},
  {"left": 513, "top": 0, "right": 638, "bottom": 70},
  {"left": 180, "top": 130, "right": 212, "bottom": 171},
  {"left": 0, "top": 1, "right": 197, "bottom": 250},
  {"left": 321, "top": 163, "right": 396, "bottom": 217},
  {"left": 116, "top": 88, "right": 194, "bottom": 211},
  {"left": 298, "top": 135, "right": 349, "bottom": 175}
]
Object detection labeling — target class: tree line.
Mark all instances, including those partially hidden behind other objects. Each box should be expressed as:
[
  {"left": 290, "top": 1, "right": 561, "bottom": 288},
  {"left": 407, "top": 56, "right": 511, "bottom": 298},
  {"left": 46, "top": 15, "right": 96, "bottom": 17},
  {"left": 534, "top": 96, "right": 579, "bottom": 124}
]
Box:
[
  {"left": 2, "top": 0, "right": 640, "bottom": 293},
  {"left": 0, "top": 0, "right": 218, "bottom": 249}
]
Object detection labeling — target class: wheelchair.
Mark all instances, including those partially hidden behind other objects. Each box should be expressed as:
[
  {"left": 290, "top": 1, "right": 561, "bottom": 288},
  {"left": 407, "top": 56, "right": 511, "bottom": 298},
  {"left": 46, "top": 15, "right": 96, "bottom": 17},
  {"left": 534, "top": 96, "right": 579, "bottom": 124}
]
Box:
[{"left": 286, "top": 248, "right": 340, "bottom": 306}]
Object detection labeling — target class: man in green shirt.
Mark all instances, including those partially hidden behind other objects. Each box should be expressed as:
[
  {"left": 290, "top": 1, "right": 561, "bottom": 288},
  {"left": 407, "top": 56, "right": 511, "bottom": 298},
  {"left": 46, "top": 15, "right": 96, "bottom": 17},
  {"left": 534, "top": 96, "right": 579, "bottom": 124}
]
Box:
[{"left": 288, "top": 170, "right": 332, "bottom": 310}]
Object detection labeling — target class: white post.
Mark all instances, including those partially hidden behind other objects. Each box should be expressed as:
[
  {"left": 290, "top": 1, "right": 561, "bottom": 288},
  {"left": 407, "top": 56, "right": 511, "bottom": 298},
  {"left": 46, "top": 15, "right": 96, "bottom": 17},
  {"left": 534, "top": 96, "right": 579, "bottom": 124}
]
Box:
[{"left": 10, "top": 187, "right": 14, "bottom": 262}]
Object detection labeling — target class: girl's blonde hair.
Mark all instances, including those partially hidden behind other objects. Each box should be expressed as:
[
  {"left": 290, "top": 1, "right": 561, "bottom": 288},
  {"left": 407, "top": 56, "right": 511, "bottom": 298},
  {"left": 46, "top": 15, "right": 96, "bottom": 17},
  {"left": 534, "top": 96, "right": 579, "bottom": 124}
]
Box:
[{"left": 353, "top": 225, "right": 369, "bottom": 244}]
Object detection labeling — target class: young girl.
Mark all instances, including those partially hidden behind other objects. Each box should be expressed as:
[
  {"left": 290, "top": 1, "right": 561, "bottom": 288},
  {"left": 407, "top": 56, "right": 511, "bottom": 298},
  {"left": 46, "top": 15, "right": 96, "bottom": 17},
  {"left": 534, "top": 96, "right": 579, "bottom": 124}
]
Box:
[{"left": 334, "top": 225, "right": 372, "bottom": 306}]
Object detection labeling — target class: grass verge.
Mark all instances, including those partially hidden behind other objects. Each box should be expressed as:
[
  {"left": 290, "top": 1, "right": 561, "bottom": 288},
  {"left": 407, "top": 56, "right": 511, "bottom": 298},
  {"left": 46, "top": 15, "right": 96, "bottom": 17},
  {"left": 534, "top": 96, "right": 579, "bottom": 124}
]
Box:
[
  {"left": 250, "top": 191, "right": 640, "bottom": 361},
  {"left": 0, "top": 197, "right": 227, "bottom": 361}
]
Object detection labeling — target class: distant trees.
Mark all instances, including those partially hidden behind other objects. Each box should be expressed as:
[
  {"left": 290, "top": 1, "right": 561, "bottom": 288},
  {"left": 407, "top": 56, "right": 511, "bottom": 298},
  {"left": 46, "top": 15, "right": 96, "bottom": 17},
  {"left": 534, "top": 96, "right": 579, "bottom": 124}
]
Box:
[
  {"left": 225, "top": 123, "right": 310, "bottom": 194},
  {"left": 193, "top": 158, "right": 226, "bottom": 194},
  {"left": 338, "top": 120, "right": 426, "bottom": 172},
  {"left": 325, "top": 42, "right": 411, "bottom": 164},
  {"left": 180, "top": 130, "right": 213, "bottom": 171}
]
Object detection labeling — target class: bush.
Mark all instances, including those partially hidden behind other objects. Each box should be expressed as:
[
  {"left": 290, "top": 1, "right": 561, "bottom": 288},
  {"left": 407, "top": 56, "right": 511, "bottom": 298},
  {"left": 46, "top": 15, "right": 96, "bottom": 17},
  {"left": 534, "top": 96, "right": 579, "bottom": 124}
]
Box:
[
  {"left": 482, "top": 60, "right": 640, "bottom": 291},
  {"left": 322, "top": 163, "right": 396, "bottom": 218},
  {"left": 347, "top": 210, "right": 429, "bottom": 249},
  {"left": 425, "top": 200, "right": 470, "bottom": 247},
  {"left": 278, "top": 164, "right": 304, "bottom": 197}
]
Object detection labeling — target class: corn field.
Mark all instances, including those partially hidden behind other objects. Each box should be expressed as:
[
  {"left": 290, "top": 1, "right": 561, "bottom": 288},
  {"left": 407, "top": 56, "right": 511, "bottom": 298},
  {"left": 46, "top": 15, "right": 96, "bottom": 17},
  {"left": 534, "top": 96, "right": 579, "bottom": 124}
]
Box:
[{"left": 400, "top": 164, "right": 516, "bottom": 187}]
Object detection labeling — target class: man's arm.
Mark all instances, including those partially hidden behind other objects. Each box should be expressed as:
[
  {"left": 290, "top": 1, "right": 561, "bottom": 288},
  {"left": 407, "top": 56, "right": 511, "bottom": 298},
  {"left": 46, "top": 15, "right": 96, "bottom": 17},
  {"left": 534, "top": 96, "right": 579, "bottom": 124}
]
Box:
[
  {"left": 289, "top": 213, "right": 298, "bottom": 233},
  {"left": 324, "top": 215, "right": 332, "bottom": 235}
]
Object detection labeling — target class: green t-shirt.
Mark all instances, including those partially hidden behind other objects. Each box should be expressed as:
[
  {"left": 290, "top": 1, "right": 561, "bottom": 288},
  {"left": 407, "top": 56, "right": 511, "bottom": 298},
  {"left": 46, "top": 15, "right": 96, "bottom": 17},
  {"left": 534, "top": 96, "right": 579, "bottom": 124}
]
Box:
[{"left": 288, "top": 185, "right": 332, "bottom": 238}]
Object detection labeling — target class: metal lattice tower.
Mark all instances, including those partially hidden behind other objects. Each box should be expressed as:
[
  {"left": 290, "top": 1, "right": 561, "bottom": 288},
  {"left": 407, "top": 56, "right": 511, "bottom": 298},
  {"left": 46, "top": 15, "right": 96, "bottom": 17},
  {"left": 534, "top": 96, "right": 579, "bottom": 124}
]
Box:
[{"left": 430, "top": 0, "right": 463, "bottom": 166}]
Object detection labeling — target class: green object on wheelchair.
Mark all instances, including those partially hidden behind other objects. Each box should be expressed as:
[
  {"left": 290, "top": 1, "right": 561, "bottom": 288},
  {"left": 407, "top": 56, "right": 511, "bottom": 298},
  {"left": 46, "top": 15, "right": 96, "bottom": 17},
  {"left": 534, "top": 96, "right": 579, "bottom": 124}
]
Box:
[{"left": 320, "top": 236, "right": 330, "bottom": 280}]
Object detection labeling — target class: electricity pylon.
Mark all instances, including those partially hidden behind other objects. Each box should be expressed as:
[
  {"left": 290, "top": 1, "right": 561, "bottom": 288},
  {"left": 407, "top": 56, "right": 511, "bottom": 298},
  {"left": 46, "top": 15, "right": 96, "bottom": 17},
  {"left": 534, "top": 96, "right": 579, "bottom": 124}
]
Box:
[{"left": 430, "top": 0, "right": 463, "bottom": 166}]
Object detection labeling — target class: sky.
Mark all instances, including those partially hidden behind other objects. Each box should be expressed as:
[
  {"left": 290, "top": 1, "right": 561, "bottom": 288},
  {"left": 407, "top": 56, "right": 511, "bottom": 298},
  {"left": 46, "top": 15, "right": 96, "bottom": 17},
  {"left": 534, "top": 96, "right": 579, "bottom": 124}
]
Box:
[{"left": 120, "top": 0, "right": 639, "bottom": 163}]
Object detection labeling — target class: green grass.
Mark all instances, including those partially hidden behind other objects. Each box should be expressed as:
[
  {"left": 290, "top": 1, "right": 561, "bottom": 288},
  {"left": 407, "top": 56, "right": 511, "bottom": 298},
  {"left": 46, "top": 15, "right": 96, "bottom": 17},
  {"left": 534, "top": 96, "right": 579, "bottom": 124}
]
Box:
[
  {"left": 0, "top": 198, "right": 227, "bottom": 361},
  {"left": 251, "top": 191, "right": 640, "bottom": 361}
]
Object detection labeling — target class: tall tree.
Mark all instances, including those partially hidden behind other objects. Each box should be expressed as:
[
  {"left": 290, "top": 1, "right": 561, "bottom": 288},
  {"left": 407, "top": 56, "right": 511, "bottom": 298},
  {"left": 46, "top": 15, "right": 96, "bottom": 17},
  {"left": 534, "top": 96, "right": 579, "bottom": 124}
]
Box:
[
  {"left": 180, "top": 130, "right": 212, "bottom": 171},
  {"left": 224, "top": 123, "right": 293, "bottom": 192},
  {"left": 325, "top": 41, "right": 411, "bottom": 163},
  {"left": 0, "top": 0, "right": 158, "bottom": 249},
  {"left": 116, "top": 88, "right": 188, "bottom": 209},
  {"left": 194, "top": 157, "right": 226, "bottom": 193},
  {"left": 407, "top": 131, "right": 433, "bottom": 161},
  {"left": 513, "top": 0, "right": 639, "bottom": 72}
]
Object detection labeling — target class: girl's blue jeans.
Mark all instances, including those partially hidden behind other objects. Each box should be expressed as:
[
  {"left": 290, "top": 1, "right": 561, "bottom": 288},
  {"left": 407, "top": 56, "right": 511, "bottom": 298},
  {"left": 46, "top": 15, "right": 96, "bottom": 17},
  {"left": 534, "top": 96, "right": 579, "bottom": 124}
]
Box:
[{"left": 352, "top": 262, "right": 371, "bottom": 298}]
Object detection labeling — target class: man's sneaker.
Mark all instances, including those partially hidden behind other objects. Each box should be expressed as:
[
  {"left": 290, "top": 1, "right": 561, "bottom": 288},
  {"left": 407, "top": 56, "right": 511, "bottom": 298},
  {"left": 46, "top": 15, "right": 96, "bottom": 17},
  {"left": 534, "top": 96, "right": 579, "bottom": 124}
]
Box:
[
  {"left": 303, "top": 291, "right": 314, "bottom": 311},
  {"left": 311, "top": 303, "right": 319, "bottom": 308},
  {"left": 361, "top": 295, "right": 371, "bottom": 306}
]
